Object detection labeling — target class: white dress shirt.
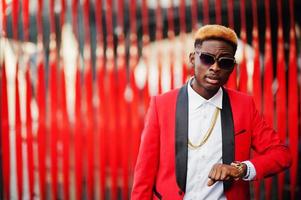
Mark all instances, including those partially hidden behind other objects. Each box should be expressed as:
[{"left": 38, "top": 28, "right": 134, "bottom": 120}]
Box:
[{"left": 184, "top": 79, "right": 256, "bottom": 200}]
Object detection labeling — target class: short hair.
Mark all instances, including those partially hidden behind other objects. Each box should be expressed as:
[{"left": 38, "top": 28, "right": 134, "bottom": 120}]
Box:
[{"left": 194, "top": 24, "right": 238, "bottom": 52}]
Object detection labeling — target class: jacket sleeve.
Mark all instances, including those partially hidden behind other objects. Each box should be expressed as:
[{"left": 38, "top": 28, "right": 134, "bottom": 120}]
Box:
[
  {"left": 131, "top": 96, "right": 160, "bottom": 199},
  {"left": 249, "top": 98, "right": 292, "bottom": 180}
]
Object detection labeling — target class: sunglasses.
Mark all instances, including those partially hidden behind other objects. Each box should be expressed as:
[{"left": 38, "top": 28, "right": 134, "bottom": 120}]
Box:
[{"left": 197, "top": 52, "right": 236, "bottom": 70}]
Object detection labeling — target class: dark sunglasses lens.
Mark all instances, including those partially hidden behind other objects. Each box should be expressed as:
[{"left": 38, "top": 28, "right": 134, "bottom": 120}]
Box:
[
  {"left": 199, "top": 54, "right": 215, "bottom": 66},
  {"left": 218, "top": 58, "right": 235, "bottom": 69}
]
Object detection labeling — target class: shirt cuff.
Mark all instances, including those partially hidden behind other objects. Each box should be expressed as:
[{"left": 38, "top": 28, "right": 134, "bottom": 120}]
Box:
[{"left": 242, "top": 161, "right": 256, "bottom": 181}]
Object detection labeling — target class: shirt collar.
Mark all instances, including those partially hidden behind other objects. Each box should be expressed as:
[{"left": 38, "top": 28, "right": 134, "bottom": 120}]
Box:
[{"left": 187, "top": 77, "right": 223, "bottom": 110}]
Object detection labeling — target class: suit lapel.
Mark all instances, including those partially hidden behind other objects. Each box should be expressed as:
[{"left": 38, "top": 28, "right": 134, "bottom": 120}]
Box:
[
  {"left": 175, "top": 84, "right": 188, "bottom": 192},
  {"left": 221, "top": 87, "right": 235, "bottom": 190}
]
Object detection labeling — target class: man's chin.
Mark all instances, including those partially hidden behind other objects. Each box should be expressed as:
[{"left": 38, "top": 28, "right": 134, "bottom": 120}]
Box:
[{"left": 204, "top": 83, "right": 221, "bottom": 90}]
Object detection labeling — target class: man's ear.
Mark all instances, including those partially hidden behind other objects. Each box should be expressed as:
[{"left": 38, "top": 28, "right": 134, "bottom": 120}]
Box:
[{"left": 189, "top": 52, "right": 195, "bottom": 67}]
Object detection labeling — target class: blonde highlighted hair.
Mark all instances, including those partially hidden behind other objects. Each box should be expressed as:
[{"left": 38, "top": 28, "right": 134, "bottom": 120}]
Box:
[{"left": 194, "top": 24, "right": 238, "bottom": 52}]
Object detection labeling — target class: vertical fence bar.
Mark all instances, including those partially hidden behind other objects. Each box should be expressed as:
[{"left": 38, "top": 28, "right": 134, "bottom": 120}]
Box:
[
  {"left": 105, "top": 0, "right": 118, "bottom": 199},
  {"left": 36, "top": 1, "right": 47, "bottom": 198},
  {"left": 215, "top": 0, "right": 221, "bottom": 24},
  {"left": 116, "top": 0, "right": 130, "bottom": 198},
  {"left": 1, "top": 55, "right": 10, "bottom": 200},
  {"left": 25, "top": 65, "right": 34, "bottom": 200},
  {"left": 226, "top": 0, "right": 237, "bottom": 89},
  {"left": 203, "top": 0, "right": 209, "bottom": 25},
  {"left": 263, "top": 0, "right": 274, "bottom": 198},
  {"left": 82, "top": 0, "right": 95, "bottom": 199},
  {"left": 251, "top": 0, "right": 262, "bottom": 198},
  {"left": 191, "top": 0, "right": 198, "bottom": 31},
  {"left": 22, "top": 0, "right": 35, "bottom": 199},
  {"left": 49, "top": 0, "right": 59, "bottom": 197},
  {"left": 275, "top": 0, "right": 287, "bottom": 199},
  {"left": 288, "top": 0, "right": 299, "bottom": 199},
  {"left": 94, "top": 0, "right": 106, "bottom": 198},
  {"left": 238, "top": 0, "right": 248, "bottom": 93}
]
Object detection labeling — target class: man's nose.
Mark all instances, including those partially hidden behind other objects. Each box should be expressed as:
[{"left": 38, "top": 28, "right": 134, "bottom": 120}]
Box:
[{"left": 209, "top": 61, "right": 220, "bottom": 71}]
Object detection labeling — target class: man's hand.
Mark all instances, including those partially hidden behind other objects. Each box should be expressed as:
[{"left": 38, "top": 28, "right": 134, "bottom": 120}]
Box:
[{"left": 207, "top": 163, "right": 247, "bottom": 186}]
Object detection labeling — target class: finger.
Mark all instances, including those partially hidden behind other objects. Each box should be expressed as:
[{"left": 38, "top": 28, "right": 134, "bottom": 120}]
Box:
[
  {"left": 220, "top": 168, "right": 228, "bottom": 180},
  {"left": 210, "top": 168, "right": 217, "bottom": 180},
  {"left": 208, "top": 165, "right": 217, "bottom": 187},
  {"left": 208, "top": 165, "right": 216, "bottom": 179},
  {"left": 214, "top": 167, "right": 222, "bottom": 180},
  {"left": 211, "top": 164, "right": 221, "bottom": 178},
  {"left": 207, "top": 178, "right": 216, "bottom": 187}
]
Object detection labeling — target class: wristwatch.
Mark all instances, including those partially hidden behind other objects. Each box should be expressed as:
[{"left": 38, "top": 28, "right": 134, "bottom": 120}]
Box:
[{"left": 231, "top": 161, "right": 247, "bottom": 180}]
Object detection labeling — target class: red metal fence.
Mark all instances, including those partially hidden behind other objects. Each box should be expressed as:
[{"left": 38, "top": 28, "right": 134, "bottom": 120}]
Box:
[{"left": 0, "top": 0, "right": 300, "bottom": 199}]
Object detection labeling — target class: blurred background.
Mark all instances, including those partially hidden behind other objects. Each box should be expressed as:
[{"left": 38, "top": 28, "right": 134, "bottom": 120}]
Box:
[{"left": 0, "top": 0, "right": 301, "bottom": 199}]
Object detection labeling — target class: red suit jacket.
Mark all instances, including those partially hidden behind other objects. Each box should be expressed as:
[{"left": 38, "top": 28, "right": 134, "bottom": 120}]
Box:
[{"left": 131, "top": 85, "right": 291, "bottom": 200}]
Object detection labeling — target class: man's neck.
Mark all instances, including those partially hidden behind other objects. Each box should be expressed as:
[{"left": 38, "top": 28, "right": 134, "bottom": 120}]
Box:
[{"left": 190, "top": 78, "right": 220, "bottom": 100}]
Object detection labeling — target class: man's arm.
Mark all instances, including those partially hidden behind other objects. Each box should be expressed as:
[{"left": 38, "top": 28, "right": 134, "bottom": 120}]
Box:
[
  {"left": 207, "top": 97, "right": 291, "bottom": 185},
  {"left": 248, "top": 98, "right": 292, "bottom": 180},
  {"left": 131, "top": 97, "right": 160, "bottom": 200}
]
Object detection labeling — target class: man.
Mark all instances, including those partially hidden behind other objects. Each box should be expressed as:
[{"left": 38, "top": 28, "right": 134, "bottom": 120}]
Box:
[{"left": 131, "top": 24, "right": 291, "bottom": 200}]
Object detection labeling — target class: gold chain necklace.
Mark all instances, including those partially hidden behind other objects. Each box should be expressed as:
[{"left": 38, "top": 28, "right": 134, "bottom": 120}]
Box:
[{"left": 188, "top": 107, "right": 220, "bottom": 149}]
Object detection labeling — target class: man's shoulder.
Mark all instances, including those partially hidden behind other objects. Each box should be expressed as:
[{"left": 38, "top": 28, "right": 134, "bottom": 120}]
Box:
[
  {"left": 225, "top": 88, "right": 254, "bottom": 107},
  {"left": 224, "top": 87, "right": 253, "bottom": 99},
  {"left": 157, "top": 88, "right": 181, "bottom": 99},
  {"left": 154, "top": 87, "right": 181, "bottom": 104}
]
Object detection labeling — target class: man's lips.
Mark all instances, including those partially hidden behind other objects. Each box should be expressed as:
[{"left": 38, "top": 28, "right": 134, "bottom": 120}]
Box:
[{"left": 205, "top": 75, "right": 220, "bottom": 85}]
